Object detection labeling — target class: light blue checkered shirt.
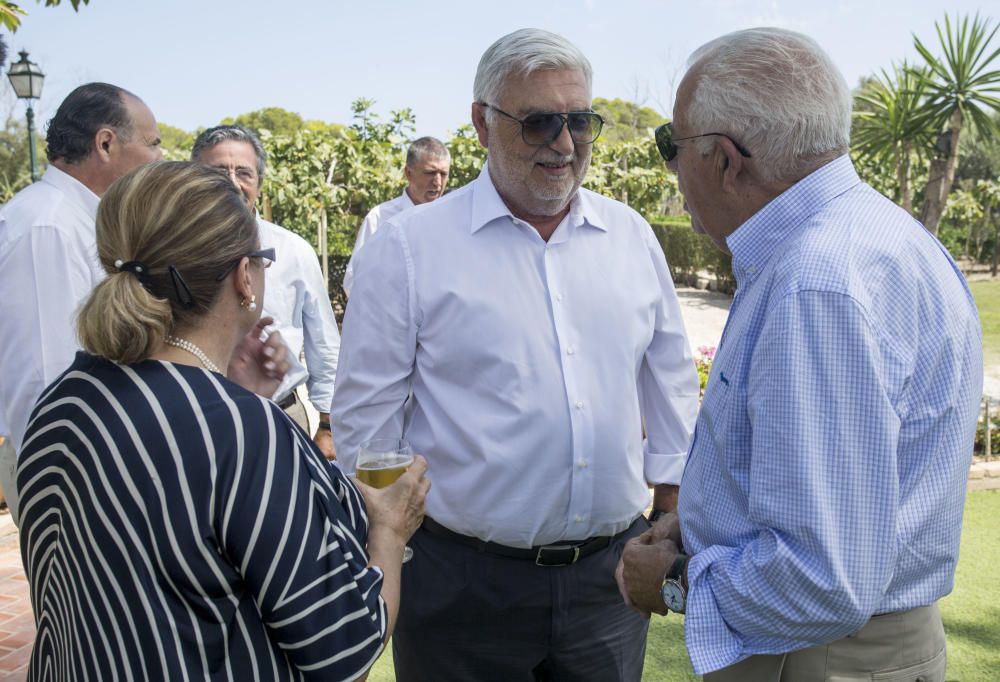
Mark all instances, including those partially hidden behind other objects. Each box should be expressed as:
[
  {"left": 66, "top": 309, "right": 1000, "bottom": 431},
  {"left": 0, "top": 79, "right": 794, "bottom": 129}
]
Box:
[{"left": 678, "top": 155, "right": 983, "bottom": 674}]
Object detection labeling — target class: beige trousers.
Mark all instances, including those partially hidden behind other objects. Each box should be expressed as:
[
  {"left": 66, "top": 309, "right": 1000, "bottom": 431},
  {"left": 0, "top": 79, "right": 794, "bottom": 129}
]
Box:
[
  {"left": 704, "top": 604, "right": 946, "bottom": 682},
  {"left": 282, "top": 392, "right": 311, "bottom": 433}
]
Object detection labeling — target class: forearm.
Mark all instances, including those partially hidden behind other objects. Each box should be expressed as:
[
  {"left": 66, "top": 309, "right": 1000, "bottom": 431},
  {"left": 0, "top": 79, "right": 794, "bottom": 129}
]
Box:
[
  {"left": 651, "top": 484, "right": 679, "bottom": 514},
  {"left": 365, "top": 526, "right": 407, "bottom": 639}
]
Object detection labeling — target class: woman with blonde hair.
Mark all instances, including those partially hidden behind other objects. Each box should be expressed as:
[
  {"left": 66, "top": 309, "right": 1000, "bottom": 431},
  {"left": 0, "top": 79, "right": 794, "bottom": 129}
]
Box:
[{"left": 16, "top": 161, "right": 428, "bottom": 681}]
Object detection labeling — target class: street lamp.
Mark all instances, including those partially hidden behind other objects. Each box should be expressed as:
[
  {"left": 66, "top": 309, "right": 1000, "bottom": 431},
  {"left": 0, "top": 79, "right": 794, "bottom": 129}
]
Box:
[{"left": 6, "top": 50, "right": 44, "bottom": 182}]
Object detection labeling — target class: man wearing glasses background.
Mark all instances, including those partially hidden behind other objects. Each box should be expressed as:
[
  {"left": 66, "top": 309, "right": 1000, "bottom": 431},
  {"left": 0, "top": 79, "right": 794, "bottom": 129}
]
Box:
[
  {"left": 332, "top": 28, "right": 699, "bottom": 681},
  {"left": 617, "top": 28, "right": 981, "bottom": 681},
  {"left": 193, "top": 125, "right": 341, "bottom": 460}
]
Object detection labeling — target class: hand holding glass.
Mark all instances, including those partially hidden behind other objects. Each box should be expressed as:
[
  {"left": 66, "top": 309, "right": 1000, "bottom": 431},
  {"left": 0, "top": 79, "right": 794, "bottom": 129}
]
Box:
[{"left": 357, "top": 438, "right": 416, "bottom": 562}]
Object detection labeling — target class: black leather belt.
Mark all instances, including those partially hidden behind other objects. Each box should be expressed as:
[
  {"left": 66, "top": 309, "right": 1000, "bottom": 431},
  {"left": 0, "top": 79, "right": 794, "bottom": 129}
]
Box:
[
  {"left": 421, "top": 516, "right": 642, "bottom": 567},
  {"left": 276, "top": 393, "right": 297, "bottom": 410}
]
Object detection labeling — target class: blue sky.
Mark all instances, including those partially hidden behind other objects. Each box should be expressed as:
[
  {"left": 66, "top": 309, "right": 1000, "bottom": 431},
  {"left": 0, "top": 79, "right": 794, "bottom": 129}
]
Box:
[{"left": 2, "top": 0, "right": 994, "bottom": 139}]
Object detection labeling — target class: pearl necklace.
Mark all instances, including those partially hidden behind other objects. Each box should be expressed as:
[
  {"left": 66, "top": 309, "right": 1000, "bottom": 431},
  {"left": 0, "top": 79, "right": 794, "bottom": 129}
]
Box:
[{"left": 164, "top": 336, "right": 222, "bottom": 374}]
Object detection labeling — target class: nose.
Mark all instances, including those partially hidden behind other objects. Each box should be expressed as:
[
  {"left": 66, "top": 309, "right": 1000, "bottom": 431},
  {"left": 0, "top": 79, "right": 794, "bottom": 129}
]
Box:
[{"left": 549, "top": 120, "right": 576, "bottom": 156}]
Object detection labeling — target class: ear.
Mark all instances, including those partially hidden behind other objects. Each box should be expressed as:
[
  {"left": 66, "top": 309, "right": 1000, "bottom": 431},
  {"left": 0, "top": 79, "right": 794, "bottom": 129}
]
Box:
[
  {"left": 471, "top": 102, "right": 489, "bottom": 148},
  {"left": 404, "top": 164, "right": 414, "bottom": 183},
  {"left": 716, "top": 137, "right": 748, "bottom": 195},
  {"left": 94, "top": 127, "right": 116, "bottom": 163},
  {"left": 233, "top": 257, "right": 254, "bottom": 302}
]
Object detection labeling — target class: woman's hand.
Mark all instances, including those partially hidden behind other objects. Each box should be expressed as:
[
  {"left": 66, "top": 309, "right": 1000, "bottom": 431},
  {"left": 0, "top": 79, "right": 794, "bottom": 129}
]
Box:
[
  {"left": 227, "top": 317, "right": 290, "bottom": 397},
  {"left": 354, "top": 456, "right": 430, "bottom": 547}
]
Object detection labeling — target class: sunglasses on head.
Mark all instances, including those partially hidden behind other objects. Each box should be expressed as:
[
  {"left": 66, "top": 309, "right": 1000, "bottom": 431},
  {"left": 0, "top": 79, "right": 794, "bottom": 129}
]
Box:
[
  {"left": 654, "top": 122, "right": 752, "bottom": 163},
  {"left": 481, "top": 103, "right": 605, "bottom": 146}
]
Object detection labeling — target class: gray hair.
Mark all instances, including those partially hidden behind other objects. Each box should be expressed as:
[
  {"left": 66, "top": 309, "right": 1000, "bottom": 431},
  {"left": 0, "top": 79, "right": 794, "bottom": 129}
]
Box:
[
  {"left": 191, "top": 124, "right": 267, "bottom": 186},
  {"left": 684, "top": 27, "right": 851, "bottom": 183},
  {"left": 473, "top": 28, "right": 592, "bottom": 107},
  {"left": 406, "top": 136, "right": 450, "bottom": 167}
]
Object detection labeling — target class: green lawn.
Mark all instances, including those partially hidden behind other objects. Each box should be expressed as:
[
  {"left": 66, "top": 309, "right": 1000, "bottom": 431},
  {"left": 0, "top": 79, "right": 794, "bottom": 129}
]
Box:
[
  {"left": 366, "top": 491, "right": 1000, "bottom": 680},
  {"left": 970, "top": 280, "right": 1000, "bottom": 363}
]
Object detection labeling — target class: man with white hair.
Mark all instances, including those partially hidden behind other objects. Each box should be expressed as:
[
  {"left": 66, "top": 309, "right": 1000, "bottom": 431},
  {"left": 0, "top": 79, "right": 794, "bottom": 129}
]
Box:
[
  {"left": 333, "top": 28, "right": 699, "bottom": 680},
  {"left": 342, "top": 136, "right": 450, "bottom": 297},
  {"left": 617, "top": 28, "right": 981, "bottom": 680}
]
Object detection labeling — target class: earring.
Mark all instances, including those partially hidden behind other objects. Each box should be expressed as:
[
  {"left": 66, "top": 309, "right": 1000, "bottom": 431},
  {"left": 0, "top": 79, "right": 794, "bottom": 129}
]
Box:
[{"left": 241, "top": 294, "right": 257, "bottom": 312}]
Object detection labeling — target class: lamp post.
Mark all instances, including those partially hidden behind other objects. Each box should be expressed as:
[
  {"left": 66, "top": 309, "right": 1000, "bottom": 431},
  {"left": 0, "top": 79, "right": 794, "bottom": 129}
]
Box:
[{"left": 6, "top": 50, "right": 45, "bottom": 182}]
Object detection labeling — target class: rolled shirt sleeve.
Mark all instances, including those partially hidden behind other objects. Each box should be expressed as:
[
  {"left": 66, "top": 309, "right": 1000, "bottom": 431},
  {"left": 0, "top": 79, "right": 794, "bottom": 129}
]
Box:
[
  {"left": 639, "top": 227, "right": 700, "bottom": 485},
  {"left": 299, "top": 249, "right": 341, "bottom": 414}
]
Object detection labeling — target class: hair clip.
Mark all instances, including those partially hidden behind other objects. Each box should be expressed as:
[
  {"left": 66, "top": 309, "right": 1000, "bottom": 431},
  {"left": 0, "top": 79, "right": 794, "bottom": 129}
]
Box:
[{"left": 168, "top": 265, "right": 195, "bottom": 307}]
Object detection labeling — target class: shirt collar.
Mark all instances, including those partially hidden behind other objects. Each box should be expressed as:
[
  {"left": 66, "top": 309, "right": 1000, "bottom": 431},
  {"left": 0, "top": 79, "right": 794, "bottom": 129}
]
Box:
[
  {"left": 399, "top": 189, "right": 415, "bottom": 208},
  {"left": 41, "top": 164, "right": 100, "bottom": 220},
  {"left": 470, "top": 161, "right": 608, "bottom": 236},
  {"left": 726, "top": 155, "right": 860, "bottom": 286}
]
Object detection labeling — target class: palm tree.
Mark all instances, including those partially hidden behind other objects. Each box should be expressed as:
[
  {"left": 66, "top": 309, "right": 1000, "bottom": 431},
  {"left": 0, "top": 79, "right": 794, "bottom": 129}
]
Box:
[
  {"left": 852, "top": 63, "right": 935, "bottom": 215},
  {"left": 915, "top": 13, "right": 1000, "bottom": 235}
]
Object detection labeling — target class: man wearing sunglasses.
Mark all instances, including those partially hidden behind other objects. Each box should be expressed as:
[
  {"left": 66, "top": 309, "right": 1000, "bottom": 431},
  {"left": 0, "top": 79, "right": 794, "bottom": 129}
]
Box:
[
  {"left": 193, "top": 124, "right": 341, "bottom": 460},
  {"left": 617, "top": 28, "right": 981, "bottom": 682},
  {"left": 333, "top": 28, "right": 699, "bottom": 681}
]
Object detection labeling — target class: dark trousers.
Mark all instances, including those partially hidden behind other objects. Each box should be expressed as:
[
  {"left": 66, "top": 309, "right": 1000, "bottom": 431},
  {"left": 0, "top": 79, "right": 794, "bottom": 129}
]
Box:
[{"left": 392, "top": 518, "right": 650, "bottom": 682}]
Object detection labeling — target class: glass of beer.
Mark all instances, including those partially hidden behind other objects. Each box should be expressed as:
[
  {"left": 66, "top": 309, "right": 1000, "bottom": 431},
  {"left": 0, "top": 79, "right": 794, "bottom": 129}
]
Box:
[{"left": 356, "top": 438, "right": 415, "bottom": 562}]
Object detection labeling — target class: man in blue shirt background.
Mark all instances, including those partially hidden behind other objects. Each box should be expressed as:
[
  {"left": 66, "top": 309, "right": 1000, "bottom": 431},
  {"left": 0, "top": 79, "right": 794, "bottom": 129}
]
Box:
[{"left": 617, "top": 27, "right": 982, "bottom": 681}]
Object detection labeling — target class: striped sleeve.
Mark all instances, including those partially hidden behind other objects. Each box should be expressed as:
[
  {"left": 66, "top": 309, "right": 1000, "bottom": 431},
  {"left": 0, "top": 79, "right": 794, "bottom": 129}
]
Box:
[{"left": 216, "top": 399, "right": 387, "bottom": 681}]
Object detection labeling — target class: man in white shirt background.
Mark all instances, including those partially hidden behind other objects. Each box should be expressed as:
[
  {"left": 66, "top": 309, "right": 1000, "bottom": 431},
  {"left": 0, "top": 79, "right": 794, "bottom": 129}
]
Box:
[
  {"left": 332, "top": 28, "right": 700, "bottom": 681},
  {"left": 0, "top": 83, "right": 164, "bottom": 523},
  {"left": 192, "top": 124, "right": 342, "bottom": 459},
  {"left": 341, "top": 136, "right": 450, "bottom": 298}
]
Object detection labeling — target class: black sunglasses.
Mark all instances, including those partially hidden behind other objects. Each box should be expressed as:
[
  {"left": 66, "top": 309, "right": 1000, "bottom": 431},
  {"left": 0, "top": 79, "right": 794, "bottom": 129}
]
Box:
[
  {"left": 481, "top": 103, "right": 605, "bottom": 146},
  {"left": 654, "top": 122, "right": 752, "bottom": 163},
  {"left": 215, "top": 247, "right": 276, "bottom": 282}
]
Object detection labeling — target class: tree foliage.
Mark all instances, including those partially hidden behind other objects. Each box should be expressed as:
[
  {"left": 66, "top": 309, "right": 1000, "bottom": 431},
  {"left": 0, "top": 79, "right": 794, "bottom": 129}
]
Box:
[
  {"left": 913, "top": 12, "right": 1000, "bottom": 233},
  {"left": 592, "top": 97, "right": 667, "bottom": 143},
  {"left": 0, "top": 0, "right": 89, "bottom": 32}
]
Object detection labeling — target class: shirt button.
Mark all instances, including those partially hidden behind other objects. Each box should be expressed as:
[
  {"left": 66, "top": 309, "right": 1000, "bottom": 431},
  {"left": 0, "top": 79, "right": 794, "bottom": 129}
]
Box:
[
  {"left": 578, "top": 459, "right": 588, "bottom": 469},
  {"left": 555, "top": 294, "right": 563, "bottom": 302},
  {"left": 566, "top": 345, "right": 576, "bottom": 355},
  {"left": 575, "top": 515, "right": 584, "bottom": 523},
  {"left": 575, "top": 401, "right": 584, "bottom": 409}
]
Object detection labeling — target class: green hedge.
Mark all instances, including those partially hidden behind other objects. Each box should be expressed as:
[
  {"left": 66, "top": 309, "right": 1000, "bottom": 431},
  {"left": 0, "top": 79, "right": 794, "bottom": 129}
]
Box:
[{"left": 650, "top": 219, "right": 735, "bottom": 293}]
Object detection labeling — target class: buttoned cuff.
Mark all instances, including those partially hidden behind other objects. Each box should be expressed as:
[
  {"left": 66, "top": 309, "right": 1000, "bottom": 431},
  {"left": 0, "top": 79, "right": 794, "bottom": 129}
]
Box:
[
  {"left": 642, "top": 442, "right": 687, "bottom": 485},
  {"left": 684, "top": 546, "right": 747, "bottom": 675}
]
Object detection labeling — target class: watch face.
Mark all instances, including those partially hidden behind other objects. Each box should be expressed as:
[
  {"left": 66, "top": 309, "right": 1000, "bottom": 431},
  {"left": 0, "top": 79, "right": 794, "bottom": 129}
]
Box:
[{"left": 661, "top": 581, "right": 685, "bottom": 612}]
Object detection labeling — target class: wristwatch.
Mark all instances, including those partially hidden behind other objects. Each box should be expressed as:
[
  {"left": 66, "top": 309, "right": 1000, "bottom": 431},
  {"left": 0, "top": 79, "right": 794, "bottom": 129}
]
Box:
[
  {"left": 647, "top": 508, "right": 668, "bottom": 524},
  {"left": 661, "top": 555, "right": 688, "bottom": 614}
]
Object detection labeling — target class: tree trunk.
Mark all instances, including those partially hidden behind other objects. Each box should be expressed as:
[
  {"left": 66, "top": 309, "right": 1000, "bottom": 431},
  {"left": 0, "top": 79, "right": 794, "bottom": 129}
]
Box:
[
  {"left": 992, "top": 213, "right": 999, "bottom": 278},
  {"left": 920, "top": 109, "right": 963, "bottom": 235},
  {"left": 901, "top": 141, "right": 913, "bottom": 215}
]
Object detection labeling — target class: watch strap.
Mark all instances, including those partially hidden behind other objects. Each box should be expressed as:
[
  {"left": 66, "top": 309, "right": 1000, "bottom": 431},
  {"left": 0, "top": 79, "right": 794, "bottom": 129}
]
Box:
[{"left": 666, "top": 554, "right": 688, "bottom": 581}]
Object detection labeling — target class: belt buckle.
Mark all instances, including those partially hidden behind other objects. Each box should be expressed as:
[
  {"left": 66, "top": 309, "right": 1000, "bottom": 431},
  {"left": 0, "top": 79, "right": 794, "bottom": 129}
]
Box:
[{"left": 535, "top": 544, "right": 580, "bottom": 566}]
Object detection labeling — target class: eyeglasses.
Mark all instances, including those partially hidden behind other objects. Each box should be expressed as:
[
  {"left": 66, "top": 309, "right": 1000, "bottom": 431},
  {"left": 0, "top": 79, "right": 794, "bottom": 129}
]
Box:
[
  {"left": 215, "top": 247, "right": 276, "bottom": 282},
  {"left": 654, "top": 122, "right": 752, "bottom": 163},
  {"left": 481, "top": 103, "right": 605, "bottom": 146}
]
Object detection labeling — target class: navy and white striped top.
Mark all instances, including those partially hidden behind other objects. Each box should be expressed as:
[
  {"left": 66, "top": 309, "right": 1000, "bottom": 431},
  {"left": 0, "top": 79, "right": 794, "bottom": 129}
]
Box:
[{"left": 17, "top": 352, "right": 387, "bottom": 681}]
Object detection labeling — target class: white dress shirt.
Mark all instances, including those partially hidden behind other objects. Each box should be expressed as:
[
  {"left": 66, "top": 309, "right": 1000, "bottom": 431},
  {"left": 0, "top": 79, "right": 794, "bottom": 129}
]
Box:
[
  {"left": 332, "top": 165, "right": 700, "bottom": 548},
  {"left": 258, "top": 217, "right": 341, "bottom": 412},
  {"left": 0, "top": 165, "right": 102, "bottom": 452},
  {"left": 342, "top": 190, "right": 414, "bottom": 297}
]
